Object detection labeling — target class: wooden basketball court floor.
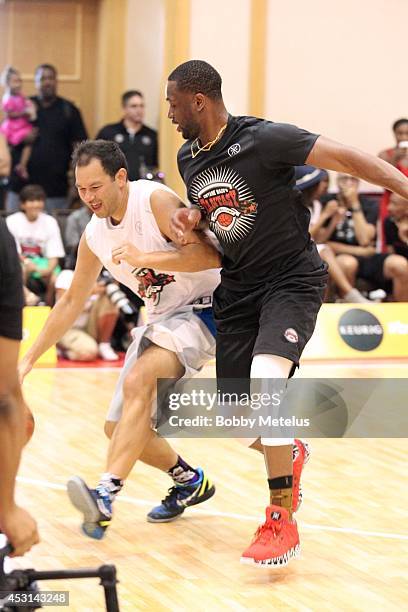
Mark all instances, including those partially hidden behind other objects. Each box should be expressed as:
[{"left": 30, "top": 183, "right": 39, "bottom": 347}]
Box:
[{"left": 12, "top": 360, "right": 408, "bottom": 611}]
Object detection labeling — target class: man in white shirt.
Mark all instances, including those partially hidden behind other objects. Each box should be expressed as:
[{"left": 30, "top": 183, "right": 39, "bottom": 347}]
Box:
[
  {"left": 19, "top": 140, "right": 221, "bottom": 540},
  {"left": 6, "top": 185, "right": 65, "bottom": 302}
]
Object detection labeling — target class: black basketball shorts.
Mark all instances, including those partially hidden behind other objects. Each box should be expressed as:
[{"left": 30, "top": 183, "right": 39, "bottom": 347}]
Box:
[
  {"left": 213, "top": 265, "right": 328, "bottom": 386},
  {"left": 0, "top": 219, "right": 24, "bottom": 340}
]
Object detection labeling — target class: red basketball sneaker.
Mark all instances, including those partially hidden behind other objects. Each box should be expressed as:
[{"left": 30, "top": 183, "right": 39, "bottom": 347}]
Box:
[
  {"left": 240, "top": 505, "right": 300, "bottom": 568},
  {"left": 293, "top": 439, "right": 310, "bottom": 513}
]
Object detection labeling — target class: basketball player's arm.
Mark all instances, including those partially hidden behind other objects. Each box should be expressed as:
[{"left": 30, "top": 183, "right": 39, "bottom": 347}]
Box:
[
  {"left": 307, "top": 136, "right": 408, "bottom": 198},
  {"left": 112, "top": 189, "right": 220, "bottom": 272},
  {"left": 19, "top": 235, "right": 102, "bottom": 380}
]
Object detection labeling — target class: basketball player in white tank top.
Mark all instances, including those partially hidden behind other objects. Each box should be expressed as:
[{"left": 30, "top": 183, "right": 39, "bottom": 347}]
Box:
[{"left": 19, "top": 140, "right": 221, "bottom": 539}]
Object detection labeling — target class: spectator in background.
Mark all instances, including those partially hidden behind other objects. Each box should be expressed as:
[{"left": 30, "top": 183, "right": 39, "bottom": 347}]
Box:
[
  {"left": 6, "top": 64, "right": 88, "bottom": 214},
  {"left": 378, "top": 118, "right": 408, "bottom": 169},
  {"left": 327, "top": 174, "right": 408, "bottom": 301},
  {"left": 96, "top": 90, "right": 158, "bottom": 180},
  {"left": 0, "top": 132, "right": 11, "bottom": 209},
  {"left": 295, "top": 165, "right": 369, "bottom": 303},
  {"left": 6, "top": 185, "right": 65, "bottom": 303},
  {"left": 384, "top": 193, "right": 408, "bottom": 259},
  {"left": 0, "top": 66, "right": 37, "bottom": 181},
  {"left": 378, "top": 118, "right": 408, "bottom": 251},
  {"left": 55, "top": 269, "right": 119, "bottom": 362},
  {"left": 64, "top": 203, "right": 92, "bottom": 270}
]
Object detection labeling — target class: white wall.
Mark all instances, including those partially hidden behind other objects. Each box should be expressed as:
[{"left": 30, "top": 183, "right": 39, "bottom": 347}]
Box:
[
  {"left": 265, "top": 0, "right": 408, "bottom": 157},
  {"left": 124, "top": 0, "right": 165, "bottom": 129},
  {"left": 189, "top": 0, "right": 251, "bottom": 116}
]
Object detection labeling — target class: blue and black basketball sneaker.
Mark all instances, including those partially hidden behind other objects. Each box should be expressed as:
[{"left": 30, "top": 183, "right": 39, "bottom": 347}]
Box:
[
  {"left": 147, "top": 468, "right": 215, "bottom": 523},
  {"left": 67, "top": 476, "right": 112, "bottom": 540}
]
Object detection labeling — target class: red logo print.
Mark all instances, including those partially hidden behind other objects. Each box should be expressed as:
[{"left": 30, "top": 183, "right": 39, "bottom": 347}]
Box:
[
  {"left": 132, "top": 267, "right": 175, "bottom": 306},
  {"left": 190, "top": 167, "right": 257, "bottom": 244}
]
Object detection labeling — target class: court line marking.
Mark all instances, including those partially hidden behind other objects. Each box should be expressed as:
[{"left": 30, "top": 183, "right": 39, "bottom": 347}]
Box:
[{"left": 16, "top": 476, "right": 408, "bottom": 541}]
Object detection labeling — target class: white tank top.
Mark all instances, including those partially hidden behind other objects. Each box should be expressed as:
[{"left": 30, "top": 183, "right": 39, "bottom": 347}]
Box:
[{"left": 85, "top": 180, "right": 220, "bottom": 321}]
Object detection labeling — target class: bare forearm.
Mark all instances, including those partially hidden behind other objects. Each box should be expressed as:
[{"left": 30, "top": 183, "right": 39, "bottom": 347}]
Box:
[
  {"left": 334, "top": 148, "right": 408, "bottom": 197},
  {"left": 326, "top": 241, "right": 370, "bottom": 256},
  {"left": 139, "top": 243, "right": 221, "bottom": 272},
  {"left": 308, "top": 138, "right": 408, "bottom": 198},
  {"left": 351, "top": 211, "right": 374, "bottom": 246},
  {"left": 22, "top": 293, "right": 85, "bottom": 366}
]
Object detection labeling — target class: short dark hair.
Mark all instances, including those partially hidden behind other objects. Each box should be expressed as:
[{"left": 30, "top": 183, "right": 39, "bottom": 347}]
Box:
[
  {"left": 34, "top": 63, "right": 57, "bottom": 78},
  {"left": 72, "top": 140, "right": 128, "bottom": 178},
  {"left": 168, "top": 60, "right": 222, "bottom": 100},
  {"left": 19, "top": 184, "right": 46, "bottom": 203},
  {"left": 121, "top": 90, "right": 143, "bottom": 106},
  {"left": 392, "top": 118, "right": 408, "bottom": 132}
]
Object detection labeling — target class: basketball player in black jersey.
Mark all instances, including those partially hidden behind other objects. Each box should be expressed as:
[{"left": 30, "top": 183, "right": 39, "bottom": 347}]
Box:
[
  {"left": 166, "top": 60, "right": 408, "bottom": 568},
  {"left": 0, "top": 218, "right": 39, "bottom": 557}
]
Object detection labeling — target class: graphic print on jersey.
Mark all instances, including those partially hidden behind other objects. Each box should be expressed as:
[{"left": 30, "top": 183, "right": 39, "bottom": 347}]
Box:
[
  {"left": 132, "top": 267, "right": 175, "bottom": 306},
  {"left": 189, "top": 166, "right": 258, "bottom": 244}
]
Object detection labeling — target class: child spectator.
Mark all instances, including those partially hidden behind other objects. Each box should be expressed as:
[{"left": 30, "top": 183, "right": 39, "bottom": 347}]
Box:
[
  {"left": 0, "top": 66, "right": 36, "bottom": 180},
  {"left": 6, "top": 184, "right": 65, "bottom": 304}
]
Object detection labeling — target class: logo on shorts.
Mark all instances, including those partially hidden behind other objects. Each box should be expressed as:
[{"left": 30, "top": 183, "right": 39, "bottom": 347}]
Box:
[
  {"left": 189, "top": 166, "right": 258, "bottom": 244},
  {"left": 228, "top": 143, "right": 241, "bottom": 156},
  {"left": 338, "top": 309, "right": 383, "bottom": 351},
  {"left": 132, "top": 267, "right": 175, "bottom": 306},
  {"left": 284, "top": 328, "right": 298, "bottom": 343}
]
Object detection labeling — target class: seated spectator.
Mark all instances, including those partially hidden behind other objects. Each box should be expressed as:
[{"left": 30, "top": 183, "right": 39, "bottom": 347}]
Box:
[
  {"left": 64, "top": 202, "right": 92, "bottom": 269},
  {"left": 295, "top": 166, "right": 369, "bottom": 303},
  {"left": 327, "top": 174, "right": 408, "bottom": 301},
  {"left": 378, "top": 118, "right": 408, "bottom": 250},
  {"left": 6, "top": 184, "right": 65, "bottom": 304},
  {"left": 384, "top": 193, "right": 408, "bottom": 259},
  {"left": 0, "top": 132, "right": 11, "bottom": 209},
  {"left": 55, "top": 269, "right": 119, "bottom": 361},
  {"left": 96, "top": 90, "right": 158, "bottom": 180}
]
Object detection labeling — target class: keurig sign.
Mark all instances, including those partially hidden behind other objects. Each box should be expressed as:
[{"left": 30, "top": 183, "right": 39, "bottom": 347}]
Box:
[{"left": 338, "top": 309, "right": 383, "bottom": 351}]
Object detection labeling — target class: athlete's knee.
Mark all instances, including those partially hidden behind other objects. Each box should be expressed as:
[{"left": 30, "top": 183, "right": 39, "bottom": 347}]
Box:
[{"left": 122, "top": 368, "right": 155, "bottom": 407}]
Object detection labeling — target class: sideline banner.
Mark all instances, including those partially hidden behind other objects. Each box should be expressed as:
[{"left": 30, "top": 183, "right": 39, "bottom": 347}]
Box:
[
  {"left": 303, "top": 303, "right": 408, "bottom": 360},
  {"left": 20, "top": 306, "right": 57, "bottom": 365}
]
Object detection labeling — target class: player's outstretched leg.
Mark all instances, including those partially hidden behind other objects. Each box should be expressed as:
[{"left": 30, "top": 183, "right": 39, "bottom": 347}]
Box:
[{"left": 67, "top": 344, "right": 215, "bottom": 538}]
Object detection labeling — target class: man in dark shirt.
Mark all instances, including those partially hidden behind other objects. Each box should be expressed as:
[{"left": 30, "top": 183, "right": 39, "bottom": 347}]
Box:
[
  {"left": 6, "top": 64, "right": 88, "bottom": 213},
  {"left": 166, "top": 60, "right": 408, "bottom": 569},
  {"left": 96, "top": 90, "right": 158, "bottom": 181}
]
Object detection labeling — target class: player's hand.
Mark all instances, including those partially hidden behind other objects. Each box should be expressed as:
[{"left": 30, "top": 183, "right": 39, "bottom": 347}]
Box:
[
  {"left": 112, "top": 243, "right": 144, "bottom": 267},
  {"left": 18, "top": 358, "right": 33, "bottom": 384},
  {"left": 0, "top": 505, "right": 39, "bottom": 557},
  {"left": 170, "top": 208, "right": 202, "bottom": 244}
]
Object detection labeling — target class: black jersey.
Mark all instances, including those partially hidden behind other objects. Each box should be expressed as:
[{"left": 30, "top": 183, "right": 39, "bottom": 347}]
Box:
[{"left": 178, "top": 115, "right": 322, "bottom": 290}]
